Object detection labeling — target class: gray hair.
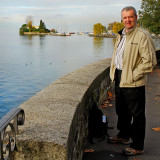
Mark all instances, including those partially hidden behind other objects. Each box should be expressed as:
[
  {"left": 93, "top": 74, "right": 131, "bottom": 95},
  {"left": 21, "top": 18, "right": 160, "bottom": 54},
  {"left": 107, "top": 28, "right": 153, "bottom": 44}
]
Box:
[{"left": 121, "top": 6, "right": 137, "bottom": 16}]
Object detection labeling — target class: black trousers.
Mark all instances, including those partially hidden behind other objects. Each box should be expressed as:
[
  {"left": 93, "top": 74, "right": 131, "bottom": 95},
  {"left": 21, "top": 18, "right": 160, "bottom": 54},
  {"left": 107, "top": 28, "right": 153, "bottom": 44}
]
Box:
[{"left": 115, "top": 69, "right": 146, "bottom": 150}]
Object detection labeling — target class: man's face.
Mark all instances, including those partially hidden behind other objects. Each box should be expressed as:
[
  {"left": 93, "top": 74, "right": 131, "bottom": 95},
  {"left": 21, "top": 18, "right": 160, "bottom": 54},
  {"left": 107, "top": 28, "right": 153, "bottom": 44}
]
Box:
[{"left": 122, "top": 9, "right": 137, "bottom": 32}]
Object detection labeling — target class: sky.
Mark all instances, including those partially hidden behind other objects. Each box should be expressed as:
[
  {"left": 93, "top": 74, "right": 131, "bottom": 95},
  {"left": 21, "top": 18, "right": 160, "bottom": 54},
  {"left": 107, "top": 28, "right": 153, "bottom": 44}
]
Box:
[{"left": 0, "top": 0, "right": 142, "bottom": 32}]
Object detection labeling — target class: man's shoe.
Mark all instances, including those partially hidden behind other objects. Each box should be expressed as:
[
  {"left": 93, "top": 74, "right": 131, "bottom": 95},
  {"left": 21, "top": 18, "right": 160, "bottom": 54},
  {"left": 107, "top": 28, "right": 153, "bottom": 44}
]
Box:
[
  {"left": 108, "top": 136, "right": 131, "bottom": 145},
  {"left": 123, "top": 147, "right": 144, "bottom": 156}
]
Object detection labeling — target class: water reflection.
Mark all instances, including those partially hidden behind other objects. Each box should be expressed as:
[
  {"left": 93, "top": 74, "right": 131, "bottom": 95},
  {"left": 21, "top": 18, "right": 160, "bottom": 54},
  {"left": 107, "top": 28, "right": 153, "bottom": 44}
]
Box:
[
  {"left": 28, "top": 35, "right": 33, "bottom": 41},
  {"left": 93, "top": 37, "right": 104, "bottom": 55},
  {"left": 20, "top": 35, "right": 34, "bottom": 46},
  {"left": 39, "top": 35, "right": 45, "bottom": 47},
  {"left": 20, "top": 35, "right": 46, "bottom": 47},
  {"left": 112, "top": 38, "right": 116, "bottom": 46}
]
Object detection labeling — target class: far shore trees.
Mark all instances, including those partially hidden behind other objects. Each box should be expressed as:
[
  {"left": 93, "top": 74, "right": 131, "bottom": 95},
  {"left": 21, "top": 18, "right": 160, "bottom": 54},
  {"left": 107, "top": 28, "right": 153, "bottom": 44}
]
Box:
[
  {"left": 107, "top": 22, "right": 124, "bottom": 34},
  {"left": 112, "top": 22, "right": 124, "bottom": 34}
]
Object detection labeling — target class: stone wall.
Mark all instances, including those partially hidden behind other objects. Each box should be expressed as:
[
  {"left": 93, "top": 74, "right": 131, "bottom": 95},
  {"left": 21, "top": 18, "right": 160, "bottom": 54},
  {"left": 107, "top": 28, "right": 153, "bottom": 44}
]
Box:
[{"left": 14, "top": 58, "right": 112, "bottom": 160}]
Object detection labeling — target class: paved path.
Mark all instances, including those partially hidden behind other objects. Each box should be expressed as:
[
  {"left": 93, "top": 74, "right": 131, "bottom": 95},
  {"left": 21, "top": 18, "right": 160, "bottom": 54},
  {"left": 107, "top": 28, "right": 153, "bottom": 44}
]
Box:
[{"left": 83, "top": 66, "right": 160, "bottom": 160}]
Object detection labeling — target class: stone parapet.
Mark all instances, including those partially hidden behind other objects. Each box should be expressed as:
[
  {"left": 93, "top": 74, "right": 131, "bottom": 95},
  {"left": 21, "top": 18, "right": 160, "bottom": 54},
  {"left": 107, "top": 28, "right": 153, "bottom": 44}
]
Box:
[{"left": 14, "top": 58, "right": 112, "bottom": 160}]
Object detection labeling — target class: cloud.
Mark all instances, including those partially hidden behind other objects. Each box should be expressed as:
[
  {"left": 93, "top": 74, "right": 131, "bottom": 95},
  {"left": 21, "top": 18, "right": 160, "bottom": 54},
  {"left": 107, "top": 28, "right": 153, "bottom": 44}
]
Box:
[{"left": 0, "top": 0, "right": 142, "bottom": 31}]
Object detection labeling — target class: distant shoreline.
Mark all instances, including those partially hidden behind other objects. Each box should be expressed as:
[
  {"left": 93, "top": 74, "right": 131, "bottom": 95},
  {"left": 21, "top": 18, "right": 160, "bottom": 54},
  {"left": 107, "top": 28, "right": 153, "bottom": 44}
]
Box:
[
  {"left": 89, "top": 34, "right": 117, "bottom": 38},
  {"left": 22, "top": 32, "right": 160, "bottom": 39},
  {"left": 23, "top": 32, "right": 52, "bottom": 35},
  {"left": 23, "top": 32, "right": 71, "bottom": 36},
  {"left": 23, "top": 32, "right": 117, "bottom": 38}
]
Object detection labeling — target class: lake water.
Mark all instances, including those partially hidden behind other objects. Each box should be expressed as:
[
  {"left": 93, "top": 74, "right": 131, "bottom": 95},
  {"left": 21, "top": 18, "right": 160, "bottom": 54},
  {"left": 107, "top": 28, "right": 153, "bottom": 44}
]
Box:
[
  {"left": 0, "top": 32, "right": 159, "bottom": 119},
  {"left": 0, "top": 32, "right": 115, "bottom": 119}
]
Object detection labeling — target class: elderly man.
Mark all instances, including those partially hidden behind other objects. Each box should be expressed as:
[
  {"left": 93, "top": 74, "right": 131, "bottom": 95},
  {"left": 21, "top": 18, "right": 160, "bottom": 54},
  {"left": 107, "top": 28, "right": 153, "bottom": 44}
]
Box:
[{"left": 109, "top": 6, "right": 157, "bottom": 155}]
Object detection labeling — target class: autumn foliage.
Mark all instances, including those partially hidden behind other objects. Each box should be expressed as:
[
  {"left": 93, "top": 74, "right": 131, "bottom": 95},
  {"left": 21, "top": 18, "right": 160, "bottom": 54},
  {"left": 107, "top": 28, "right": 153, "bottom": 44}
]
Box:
[
  {"left": 93, "top": 23, "right": 106, "bottom": 35},
  {"left": 100, "top": 91, "right": 113, "bottom": 108}
]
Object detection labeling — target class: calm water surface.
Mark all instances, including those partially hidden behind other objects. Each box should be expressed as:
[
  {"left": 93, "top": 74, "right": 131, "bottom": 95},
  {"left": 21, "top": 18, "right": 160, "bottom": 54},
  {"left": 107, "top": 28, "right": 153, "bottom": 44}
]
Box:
[
  {"left": 0, "top": 32, "right": 115, "bottom": 119},
  {"left": 0, "top": 32, "right": 159, "bottom": 119}
]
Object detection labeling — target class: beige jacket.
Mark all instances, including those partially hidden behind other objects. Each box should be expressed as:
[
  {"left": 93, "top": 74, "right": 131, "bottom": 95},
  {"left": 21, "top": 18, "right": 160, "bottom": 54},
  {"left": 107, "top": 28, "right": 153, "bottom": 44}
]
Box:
[{"left": 110, "top": 26, "right": 157, "bottom": 87}]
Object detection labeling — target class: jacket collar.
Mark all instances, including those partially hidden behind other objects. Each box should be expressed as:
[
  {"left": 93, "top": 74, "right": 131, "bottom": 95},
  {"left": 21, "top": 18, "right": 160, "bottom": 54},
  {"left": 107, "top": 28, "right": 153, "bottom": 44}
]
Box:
[{"left": 118, "top": 25, "right": 138, "bottom": 36}]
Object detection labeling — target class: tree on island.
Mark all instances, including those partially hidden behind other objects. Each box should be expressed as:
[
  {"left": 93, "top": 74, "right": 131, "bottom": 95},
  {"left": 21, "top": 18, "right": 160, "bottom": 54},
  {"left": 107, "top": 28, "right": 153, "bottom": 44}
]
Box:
[
  {"left": 38, "top": 20, "right": 50, "bottom": 33},
  {"left": 19, "top": 24, "right": 29, "bottom": 34},
  {"left": 138, "top": 0, "right": 160, "bottom": 34},
  {"left": 19, "top": 17, "right": 50, "bottom": 34},
  {"left": 93, "top": 23, "right": 107, "bottom": 35},
  {"left": 26, "top": 16, "right": 33, "bottom": 32}
]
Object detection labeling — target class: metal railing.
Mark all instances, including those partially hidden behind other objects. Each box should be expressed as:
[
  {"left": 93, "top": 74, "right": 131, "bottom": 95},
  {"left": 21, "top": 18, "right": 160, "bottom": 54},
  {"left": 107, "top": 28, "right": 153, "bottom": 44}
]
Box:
[{"left": 0, "top": 108, "right": 25, "bottom": 160}]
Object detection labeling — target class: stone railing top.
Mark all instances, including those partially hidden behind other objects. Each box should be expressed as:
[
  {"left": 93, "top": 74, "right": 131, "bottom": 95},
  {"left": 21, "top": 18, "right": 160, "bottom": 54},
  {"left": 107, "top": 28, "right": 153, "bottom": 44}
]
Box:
[{"left": 17, "top": 58, "right": 111, "bottom": 146}]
